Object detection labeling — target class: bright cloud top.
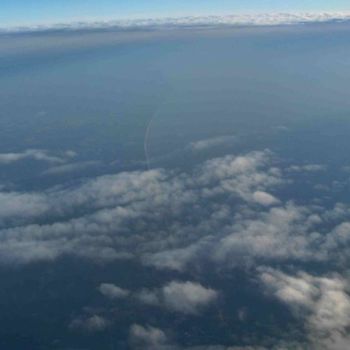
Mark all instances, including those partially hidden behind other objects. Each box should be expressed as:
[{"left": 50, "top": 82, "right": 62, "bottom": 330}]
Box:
[{"left": 2, "top": 12, "right": 350, "bottom": 33}]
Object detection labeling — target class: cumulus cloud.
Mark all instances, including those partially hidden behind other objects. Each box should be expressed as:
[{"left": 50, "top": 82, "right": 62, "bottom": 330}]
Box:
[
  {"left": 42, "top": 160, "right": 100, "bottom": 175},
  {"left": 144, "top": 239, "right": 209, "bottom": 272},
  {"left": 98, "top": 283, "right": 130, "bottom": 299},
  {"left": 0, "top": 168, "right": 171, "bottom": 227},
  {"left": 2, "top": 142, "right": 350, "bottom": 348},
  {"left": 98, "top": 279, "right": 218, "bottom": 315},
  {"left": 128, "top": 324, "right": 270, "bottom": 350},
  {"left": 1, "top": 147, "right": 350, "bottom": 277},
  {"left": 197, "top": 150, "right": 283, "bottom": 203},
  {"left": 259, "top": 268, "right": 350, "bottom": 349},
  {"left": 189, "top": 135, "right": 236, "bottom": 152},
  {"left": 147, "top": 198, "right": 350, "bottom": 273},
  {"left": 129, "top": 324, "right": 170, "bottom": 350},
  {"left": 287, "top": 164, "right": 326, "bottom": 172},
  {"left": 0, "top": 150, "right": 284, "bottom": 264},
  {"left": 4, "top": 143, "right": 350, "bottom": 347},
  {"left": 252, "top": 191, "right": 279, "bottom": 206},
  {"left": 136, "top": 281, "right": 218, "bottom": 315},
  {"left": 161, "top": 281, "right": 218, "bottom": 314},
  {"left": 0, "top": 191, "right": 49, "bottom": 226},
  {"left": 69, "top": 314, "right": 110, "bottom": 333},
  {"left": 212, "top": 203, "right": 319, "bottom": 266},
  {"left": 0, "top": 149, "right": 74, "bottom": 165}
]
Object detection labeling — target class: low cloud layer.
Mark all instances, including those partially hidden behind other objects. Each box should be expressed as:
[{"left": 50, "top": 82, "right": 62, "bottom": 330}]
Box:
[
  {"left": 0, "top": 149, "right": 349, "bottom": 272},
  {"left": 136, "top": 281, "right": 218, "bottom": 314},
  {"left": 2, "top": 148, "right": 350, "bottom": 348},
  {"left": 0, "top": 150, "right": 283, "bottom": 264},
  {"left": 260, "top": 268, "right": 350, "bottom": 349},
  {"left": 3, "top": 12, "right": 350, "bottom": 34},
  {"left": 189, "top": 135, "right": 236, "bottom": 152},
  {"left": 69, "top": 314, "right": 110, "bottom": 333},
  {"left": 0, "top": 149, "right": 75, "bottom": 165},
  {"left": 98, "top": 283, "right": 130, "bottom": 299},
  {"left": 128, "top": 323, "right": 271, "bottom": 350},
  {"left": 98, "top": 280, "right": 218, "bottom": 315}
]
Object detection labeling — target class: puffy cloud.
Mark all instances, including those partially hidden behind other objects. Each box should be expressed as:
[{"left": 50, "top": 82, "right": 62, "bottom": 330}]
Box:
[
  {"left": 252, "top": 191, "right": 279, "bottom": 206},
  {"left": 69, "top": 315, "right": 110, "bottom": 333},
  {"left": 159, "top": 281, "right": 218, "bottom": 314},
  {"left": 97, "top": 279, "right": 218, "bottom": 315},
  {"left": 129, "top": 324, "right": 169, "bottom": 350},
  {"left": 148, "top": 199, "right": 350, "bottom": 272},
  {"left": 1, "top": 147, "right": 350, "bottom": 278},
  {"left": 128, "top": 324, "right": 270, "bottom": 350},
  {"left": 42, "top": 160, "right": 100, "bottom": 175},
  {"left": 0, "top": 150, "right": 283, "bottom": 265},
  {"left": 287, "top": 164, "right": 326, "bottom": 173},
  {"left": 189, "top": 135, "right": 236, "bottom": 152},
  {"left": 0, "top": 149, "right": 73, "bottom": 165},
  {"left": 0, "top": 168, "right": 171, "bottom": 227},
  {"left": 131, "top": 281, "right": 219, "bottom": 314},
  {"left": 212, "top": 203, "right": 320, "bottom": 265},
  {"left": 0, "top": 191, "right": 48, "bottom": 226},
  {"left": 98, "top": 283, "right": 130, "bottom": 299},
  {"left": 136, "top": 288, "right": 161, "bottom": 306},
  {"left": 259, "top": 268, "right": 350, "bottom": 349},
  {"left": 197, "top": 151, "right": 283, "bottom": 203},
  {"left": 143, "top": 240, "right": 208, "bottom": 272}
]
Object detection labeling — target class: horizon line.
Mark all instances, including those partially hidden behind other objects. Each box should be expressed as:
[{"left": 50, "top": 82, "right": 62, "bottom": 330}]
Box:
[{"left": 2, "top": 11, "right": 350, "bottom": 34}]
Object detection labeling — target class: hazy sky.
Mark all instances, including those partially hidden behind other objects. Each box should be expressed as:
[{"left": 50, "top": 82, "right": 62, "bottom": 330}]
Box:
[{"left": 2, "top": 0, "right": 350, "bottom": 27}]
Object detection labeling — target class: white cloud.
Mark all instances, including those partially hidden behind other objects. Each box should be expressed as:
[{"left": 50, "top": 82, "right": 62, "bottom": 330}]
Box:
[
  {"left": 211, "top": 203, "right": 323, "bottom": 266},
  {"left": 136, "top": 281, "right": 218, "bottom": 315},
  {"left": 197, "top": 151, "right": 283, "bottom": 203},
  {"left": 97, "top": 279, "right": 219, "bottom": 317},
  {"left": 189, "top": 135, "right": 236, "bottom": 152},
  {"left": 143, "top": 240, "right": 207, "bottom": 272},
  {"left": 0, "top": 191, "right": 48, "bottom": 226},
  {"left": 0, "top": 150, "right": 283, "bottom": 265},
  {"left": 69, "top": 314, "right": 109, "bottom": 333},
  {"left": 4, "top": 12, "right": 350, "bottom": 34},
  {"left": 135, "top": 288, "right": 161, "bottom": 306},
  {"left": 0, "top": 149, "right": 73, "bottom": 165},
  {"left": 1, "top": 147, "right": 350, "bottom": 302},
  {"left": 259, "top": 268, "right": 350, "bottom": 349},
  {"left": 97, "top": 279, "right": 218, "bottom": 315},
  {"left": 98, "top": 283, "right": 130, "bottom": 299},
  {"left": 42, "top": 160, "right": 100, "bottom": 175},
  {"left": 252, "top": 191, "right": 279, "bottom": 206},
  {"left": 129, "top": 324, "right": 169, "bottom": 350},
  {"left": 287, "top": 164, "right": 326, "bottom": 173},
  {"left": 128, "top": 323, "right": 272, "bottom": 350},
  {"left": 128, "top": 324, "right": 271, "bottom": 350},
  {"left": 161, "top": 281, "right": 218, "bottom": 314}
]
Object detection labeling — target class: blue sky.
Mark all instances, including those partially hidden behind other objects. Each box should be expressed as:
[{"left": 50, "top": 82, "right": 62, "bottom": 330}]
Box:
[{"left": 1, "top": 0, "right": 350, "bottom": 27}]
